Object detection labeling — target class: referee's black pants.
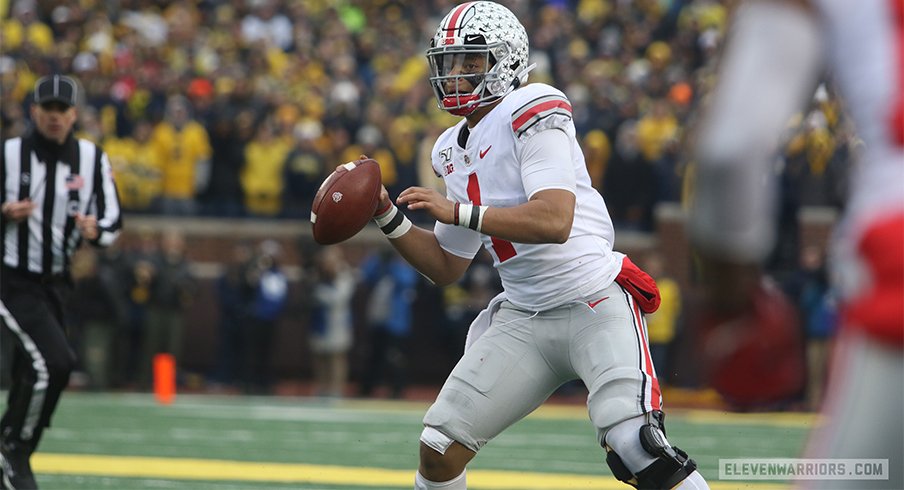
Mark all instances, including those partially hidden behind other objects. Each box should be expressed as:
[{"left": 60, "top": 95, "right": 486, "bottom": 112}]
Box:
[{"left": 0, "top": 268, "right": 77, "bottom": 452}]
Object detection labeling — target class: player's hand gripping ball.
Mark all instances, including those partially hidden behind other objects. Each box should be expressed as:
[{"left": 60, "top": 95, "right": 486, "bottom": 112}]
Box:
[{"left": 311, "top": 158, "right": 382, "bottom": 245}]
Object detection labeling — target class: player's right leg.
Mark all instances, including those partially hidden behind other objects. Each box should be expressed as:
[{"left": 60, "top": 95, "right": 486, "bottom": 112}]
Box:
[
  {"left": 574, "top": 283, "right": 708, "bottom": 489},
  {"left": 416, "top": 301, "right": 568, "bottom": 489},
  {"left": 603, "top": 412, "right": 708, "bottom": 489}
]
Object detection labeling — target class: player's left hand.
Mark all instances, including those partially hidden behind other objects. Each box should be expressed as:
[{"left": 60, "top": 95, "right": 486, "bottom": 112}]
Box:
[
  {"left": 397, "top": 186, "right": 454, "bottom": 224},
  {"left": 75, "top": 213, "right": 99, "bottom": 240}
]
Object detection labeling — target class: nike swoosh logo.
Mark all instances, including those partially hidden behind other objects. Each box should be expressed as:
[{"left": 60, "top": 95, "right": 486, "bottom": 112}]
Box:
[
  {"left": 479, "top": 146, "right": 492, "bottom": 159},
  {"left": 588, "top": 296, "right": 610, "bottom": 309}
]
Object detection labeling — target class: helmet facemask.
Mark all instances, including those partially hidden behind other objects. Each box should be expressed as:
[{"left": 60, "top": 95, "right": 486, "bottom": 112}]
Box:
[{"left": 427, "top": 41, "right": 512, "bottom": 116}]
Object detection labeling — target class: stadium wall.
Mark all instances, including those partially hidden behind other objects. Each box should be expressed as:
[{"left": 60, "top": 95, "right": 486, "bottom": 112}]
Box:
[{"left": 118, "top": 204, "right": 837, "bottom": 391}]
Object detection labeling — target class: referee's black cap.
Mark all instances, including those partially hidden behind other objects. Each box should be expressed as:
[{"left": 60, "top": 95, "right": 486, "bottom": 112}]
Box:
[{"left": 34, "top": 75, "right": 78, "bottom": 107}]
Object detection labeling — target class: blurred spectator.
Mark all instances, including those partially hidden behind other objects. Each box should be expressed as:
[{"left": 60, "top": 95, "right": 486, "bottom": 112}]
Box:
[
  {"left": 74, "top": 105, "right": 103, "bottom": 143},
  {"left": 604, "top": 121, "right": 656, "bottom": 231},
  {"left": 643, "top": 252, "right": 682, "bottom": 383},
  {"left": 636, "top": 98, "right": 682, "bottom": 203},
  {"left": 636, "top": 98, "right": 679, "bottom": 164},
  {"left": 212, "top": 242, "right": 255, "bottom": 389},
  {"left": 358, "top": 250, "right": 418, "bottom": 399},
  {"left": 582, "top": 129, "right": 611, "bottom": 191},
  {"left": 201, "top": 106, "right": 249, "bottom": 217},
  {"left": 95, "top": 243, "right": 134, "bottom": 388},
  {"left": 122, "top": 229, "right": 158, "bottom": 388},
  {"left": 243, "top": 240, "right": 289, "bottom": 394},
  {"left": 794, "top": 245, "right": 838, "bottom": 410},
  {"left": 282, "top": 119, "right": 326, "bottom": 218},
  {"left": 140, "top": 229, "right": 196, "bottom": 389},
  {"left": 242, "top": 118, "right": 292, "bottom": 216},
  {"left": 104, "top": 119, "right": 162, "bottom": 212},
  {"left": 149, "top": 95, "right": 212, "bottom": 215},
  {"left": 2, "top": 0, "right": 54, "bottom": 56},
  {"left": 416, "top": 121, "right": 448, "bottom": 195},
  {"left": 385, "top": 116, "right": 421, "bottom": 199},
  {"left": 240, "top": 0, "right": 294, "bottom": 52},
  {"left": 186, "top": 77, "right": 215, "bottom": 117},
  {"left": 68, "top": 249, "right": 120, "bottom": 390},
  {"left": 309, "top": 247, "right": 356, "bottom": 398},
  {"left": 340, "top": 124, "right": 398, "bottom": 194}
]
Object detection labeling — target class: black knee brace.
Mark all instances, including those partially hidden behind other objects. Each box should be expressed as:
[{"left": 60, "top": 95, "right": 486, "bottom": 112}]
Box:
[{"left": 605, "top": 411, "right": 698, "bottom": 490}]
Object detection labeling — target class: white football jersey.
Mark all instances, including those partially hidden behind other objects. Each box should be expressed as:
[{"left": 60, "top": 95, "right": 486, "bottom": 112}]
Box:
[{"left": 431, "top": 83, "right": 621, "bottom": 311}]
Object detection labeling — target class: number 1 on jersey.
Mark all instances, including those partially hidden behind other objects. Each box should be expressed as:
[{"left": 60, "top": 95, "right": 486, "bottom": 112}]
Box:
[{"left": 467, "top": 173, "right": 517, "bottom": 262}]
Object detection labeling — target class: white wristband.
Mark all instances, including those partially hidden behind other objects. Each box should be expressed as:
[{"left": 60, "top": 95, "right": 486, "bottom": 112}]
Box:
[
  {"left": 454, "top": 202, "right": 487, "bottom": 232},
  {"left": 374, "top": 204, "right": 412, "bottom": 239}
]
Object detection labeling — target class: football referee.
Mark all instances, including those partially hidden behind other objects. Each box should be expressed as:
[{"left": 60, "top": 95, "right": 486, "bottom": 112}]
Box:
[{"left": 0, "top": 74, "right": 122, "bottom": 489}]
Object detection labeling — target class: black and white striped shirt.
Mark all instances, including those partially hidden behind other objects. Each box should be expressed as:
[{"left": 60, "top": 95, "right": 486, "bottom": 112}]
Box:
[{"left": 1, "top": 130, "right": 122, "bottom": 277}]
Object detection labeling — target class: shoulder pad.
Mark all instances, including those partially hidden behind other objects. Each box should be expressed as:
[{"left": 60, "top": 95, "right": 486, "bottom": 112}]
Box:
[{"left": 510, "top": 91, "right": 573, "bottom": 142}]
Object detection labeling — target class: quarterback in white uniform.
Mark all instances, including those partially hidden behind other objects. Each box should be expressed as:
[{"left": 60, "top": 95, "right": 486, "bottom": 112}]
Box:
[
  {"left": 368, "top": 2, "right": 709, "bottom": 489},
  {"left": 691, "top": 0, "right": 903, "bottom": 489},
  {"left": 431, "top": 82, "right": 621, "bottom": 311}
]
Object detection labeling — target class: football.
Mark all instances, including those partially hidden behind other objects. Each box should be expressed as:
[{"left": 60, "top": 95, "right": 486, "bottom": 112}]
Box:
[{"left": 311, "top": 158, "right": 382, "bottom": 245}]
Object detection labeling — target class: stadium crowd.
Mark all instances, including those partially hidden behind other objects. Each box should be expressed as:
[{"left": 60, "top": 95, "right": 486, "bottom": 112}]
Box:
[
  {"left": 2, "top": 0, "right": 853, "bottom": 229},
  {"left": 1, "top": 0, "right": 848, "bottom": 403}
]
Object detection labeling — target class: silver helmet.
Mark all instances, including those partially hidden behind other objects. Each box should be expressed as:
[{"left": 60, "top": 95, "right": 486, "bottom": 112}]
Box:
[{"left": 427, "top": 1, "right": 531, "bottom": 116}]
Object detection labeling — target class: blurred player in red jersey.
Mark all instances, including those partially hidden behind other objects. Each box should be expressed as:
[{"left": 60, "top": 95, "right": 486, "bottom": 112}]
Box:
[
  {"left": 368, "top": 2, "right": 710, "bottom": 489},
  {"left": 690, "top": 0, "right": 903, "bottom": 488}
]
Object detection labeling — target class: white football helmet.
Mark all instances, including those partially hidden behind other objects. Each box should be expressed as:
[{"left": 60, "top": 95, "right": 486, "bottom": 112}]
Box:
[{"left": 427, "top": 1, "right": 533, "bottom": 116}]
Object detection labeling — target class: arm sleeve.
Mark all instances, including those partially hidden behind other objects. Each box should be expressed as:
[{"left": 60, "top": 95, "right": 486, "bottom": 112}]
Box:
[
  {"left": 91, "top": 150, "right": 123, "bottom": 247},
  {"left": 434, "top": 221, "right": 482, "bottom": 259},
  {"left": 520, "top": 128, "right": 577, "bottom": 199}
]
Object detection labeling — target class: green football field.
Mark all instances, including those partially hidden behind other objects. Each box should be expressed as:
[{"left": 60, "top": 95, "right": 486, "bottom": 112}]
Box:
[{"left": 15, "top": 392, "right": 812, "bottom": 489}]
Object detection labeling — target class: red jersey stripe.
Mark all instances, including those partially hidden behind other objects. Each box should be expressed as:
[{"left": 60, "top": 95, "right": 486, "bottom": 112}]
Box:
[
  {"left": 467, "top": 173, "right": 517, "bottom": 262},
  {"left": 467, "top": 172, "right": 481, "bottom": 205},
  {"left": 632, "top": 299, "right": 662, "bottom": 411}
]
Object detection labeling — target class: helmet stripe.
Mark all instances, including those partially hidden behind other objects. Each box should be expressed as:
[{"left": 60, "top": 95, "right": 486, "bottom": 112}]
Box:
[{"left": 444, "top": 2, "right": 475, "bottom": 45}]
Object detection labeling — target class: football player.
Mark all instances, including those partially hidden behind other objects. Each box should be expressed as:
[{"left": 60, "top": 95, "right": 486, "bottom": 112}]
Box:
[
  {"left": 369, "top": 2, "right": 709, "bottom": 489},
  {"left": 690, "top": 0, "right": 903, "bottom": 488}
]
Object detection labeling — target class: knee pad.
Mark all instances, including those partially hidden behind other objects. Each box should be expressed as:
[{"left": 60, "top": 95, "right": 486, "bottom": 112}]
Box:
[
  {"left": 604, "top": 411, "right": 698, "bottom": 490},
  {"left": 420, "top": 426, "right": 455, "bottom": 455}
]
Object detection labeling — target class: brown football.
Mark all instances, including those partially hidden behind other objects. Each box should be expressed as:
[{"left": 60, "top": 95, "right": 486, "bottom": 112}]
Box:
[{"left": 311, "top": 158, "right": 382, "bottom": 245}]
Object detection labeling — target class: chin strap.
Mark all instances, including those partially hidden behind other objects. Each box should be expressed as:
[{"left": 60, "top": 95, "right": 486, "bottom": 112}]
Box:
[{"left": 515, "top": 63, "right": 537, "bottom": 86}]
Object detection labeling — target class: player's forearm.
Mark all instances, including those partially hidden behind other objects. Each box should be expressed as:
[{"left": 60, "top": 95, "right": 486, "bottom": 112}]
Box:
[
  {"left": 388, "top": 225, "right": 463, "bottom": 286},
  {"left": 478, "top": 198, "right": 572, "bottom": 244},
  {"left": 457, "top": 188, "right": 575, "bottom": 244}
]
